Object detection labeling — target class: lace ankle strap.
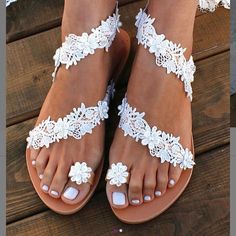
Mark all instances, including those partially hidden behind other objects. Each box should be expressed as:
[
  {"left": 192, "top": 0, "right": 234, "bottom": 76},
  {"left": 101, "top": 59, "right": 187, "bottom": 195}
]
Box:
[
  {"left": 52, "top": 2, "right": 121, "bottom": 81},
  {"left": 199, "top": 0, "right": 230, "bottom": 12},
  {"left": 135, "top": 9, "right": 196, "bottom": 101}
]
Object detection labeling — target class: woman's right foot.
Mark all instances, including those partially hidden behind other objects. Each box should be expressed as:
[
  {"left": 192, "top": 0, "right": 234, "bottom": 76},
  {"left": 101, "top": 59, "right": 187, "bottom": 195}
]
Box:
[
  {"left": 107, "top": 0, "right": 197, "bottom": 209},
  {"left": 27, "top": 0, "right": 130, "bottom": 205}
]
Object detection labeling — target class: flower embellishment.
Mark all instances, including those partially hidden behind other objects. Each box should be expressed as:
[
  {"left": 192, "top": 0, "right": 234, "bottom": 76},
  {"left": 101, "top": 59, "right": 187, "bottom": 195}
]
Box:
[
  {"left": 69, "top": 162, "right": 93, "bottom": 185},
  {"left": 118, "top": 98, "right": 195, "bottom": 170},
  {"left": 106, "top": 162, "right": 129, "bottom": 187},
  {"left": 98, "top": 101, "right": 109, "bottom": 120}
]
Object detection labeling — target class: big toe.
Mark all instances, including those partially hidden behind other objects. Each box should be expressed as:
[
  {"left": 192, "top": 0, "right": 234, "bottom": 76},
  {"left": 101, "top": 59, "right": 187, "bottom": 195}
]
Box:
[
  {"left": 106, "top": 183, "right": 129, "bottom": 209},
  {"left": 61, "top": 180, "right": 91, "bottom": 205}
]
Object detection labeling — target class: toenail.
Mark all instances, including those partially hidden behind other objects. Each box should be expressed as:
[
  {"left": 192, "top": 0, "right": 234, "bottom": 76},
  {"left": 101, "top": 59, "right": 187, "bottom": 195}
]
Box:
[
  {"left": 169, "top": 179, "right": 175, "bottom": 186},
  {"left": 50, "top": 190, "right": 59, "bottom": 197},
  {"left": 42, "top": 185, "right": 49, "bottom": 192},
  {"left": 144, "top": 195, "right": 151, "bottom": 201},
  {"left": 155, "top": 191, "right": 162, "bottom": 196},
  {"left": 39, "top": 174, "right": 43, "bottom": 180},
  {"left": 32, "top": 160, "right": 36, "bottom": 166},
  {"left": 63, "top": 187, "right": 79, "bottom": 200},
  {"left": 112, "top": 192, "right": 126, "bottom": 206},
  {"left": 131, "top": 199, "right": 140, "bottom": 205}
]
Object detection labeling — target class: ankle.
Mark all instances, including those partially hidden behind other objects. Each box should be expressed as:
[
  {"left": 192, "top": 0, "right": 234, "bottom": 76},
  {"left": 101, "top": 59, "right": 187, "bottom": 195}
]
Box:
[
  {"left": 147, "top": 0, "right": 197, "bottom": 56},
  {"left": 62, "top": 0, "right": 117, "bottom": 38}
]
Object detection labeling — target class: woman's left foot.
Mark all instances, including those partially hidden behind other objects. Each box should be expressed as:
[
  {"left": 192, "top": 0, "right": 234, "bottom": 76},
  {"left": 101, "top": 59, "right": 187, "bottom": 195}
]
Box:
[{"left": 107, "top": 0, "right": 198, "bottom": 208}]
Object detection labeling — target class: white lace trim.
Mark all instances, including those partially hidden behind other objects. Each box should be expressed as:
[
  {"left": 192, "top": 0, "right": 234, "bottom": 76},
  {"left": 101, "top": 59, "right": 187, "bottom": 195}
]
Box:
[
  {"left": 118, "top": 97, "right": 195, "bottom": 170},
  {"left": 199, "top": 0, "right": 230, "bottom": 12},
  {"left": 26, "top": 82, "right": 115, "bottom": 149},
  {"left": 135, "top": 9, "right": 196, "bottom": 101},
  {"left": 52, "top": 3, "right": 121, "bottom": 81},
  {"left": 6, "top": 0, "right": 17, "bottom": 7}
]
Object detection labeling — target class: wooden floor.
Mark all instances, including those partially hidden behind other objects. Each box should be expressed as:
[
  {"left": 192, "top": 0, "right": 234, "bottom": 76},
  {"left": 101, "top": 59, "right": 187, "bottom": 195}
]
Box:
[{"left": 6, "top": 1, "right": 230, "bottom": 235}]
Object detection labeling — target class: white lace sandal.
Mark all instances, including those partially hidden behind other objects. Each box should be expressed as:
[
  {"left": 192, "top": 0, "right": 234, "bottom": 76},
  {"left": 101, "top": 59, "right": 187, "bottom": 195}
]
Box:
[
  {"left": 106, "top": 7, "right": 197, "bottom": 224},
  {"left": 25, "top": 3, "right": 131, "bottom": 215}
]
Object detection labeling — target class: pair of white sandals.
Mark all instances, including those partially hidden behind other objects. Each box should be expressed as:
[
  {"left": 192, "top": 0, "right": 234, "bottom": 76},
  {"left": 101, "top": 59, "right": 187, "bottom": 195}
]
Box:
[{"left": 25, "top": 1, "right": 230, "bottom": 224}]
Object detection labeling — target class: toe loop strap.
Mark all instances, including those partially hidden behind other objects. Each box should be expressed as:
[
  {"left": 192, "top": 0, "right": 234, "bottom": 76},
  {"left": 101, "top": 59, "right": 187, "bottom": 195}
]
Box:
[
  {"left": 118, "top": 97, "right": 195, "bottom": 170},
  {"left": 106, "top": 162, "right": 130, "bottom": 187},
  {"left": 69, "top": 162, "right": 95, "bottom": 186}
]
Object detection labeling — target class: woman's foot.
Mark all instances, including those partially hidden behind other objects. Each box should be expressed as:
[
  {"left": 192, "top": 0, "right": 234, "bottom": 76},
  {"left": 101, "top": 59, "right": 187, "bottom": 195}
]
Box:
[
  {"left": 107, "top": 0, "right": 198, "bottom": 208},
  {"left": 28, "top": 0, "right": 129, "bottom": 205}
]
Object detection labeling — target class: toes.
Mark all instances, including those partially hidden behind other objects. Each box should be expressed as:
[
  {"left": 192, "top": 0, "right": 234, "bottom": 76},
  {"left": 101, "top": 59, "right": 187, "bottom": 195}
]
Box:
[
  {"left": 168, "top": 164, "right": 182, "bottom": 188},
  {"left": 61, "top": 180, "right": 90, "bottom": 205},
  {"left": 128, "top": 169, "right": 144, "bottom": 206},
  {"left": 35, "top": 148, "right": 49, "bottom": 179},
  {"left": 48, "top": 163, "right": 70, "bottom": 198},
  {"left": 106, "top": 183, "right": 129, "bottom": 209},
  {"left": 155, "top": 162, "right": 169, "bottom": 197},
  {"left": 40, "top": 160, "right": 57, "bottom": 194},
  {"left": 143, "top": 167, "right": 157, "bottom": 202},
  {"left": 29, "top": 148, "right": 40, "bottom": 166}
]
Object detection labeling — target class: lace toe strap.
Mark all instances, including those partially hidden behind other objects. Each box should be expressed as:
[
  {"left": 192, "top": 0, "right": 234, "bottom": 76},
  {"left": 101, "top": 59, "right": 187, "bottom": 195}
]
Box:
[
  {"left": 199, "top": 0, "right": 230, "bottom": 12},
  {"left": 118, "top": 97, "right": 195, "bottom": 170},
  {"left": 69, "top": 162, "right": 95, "bottom": 185}
]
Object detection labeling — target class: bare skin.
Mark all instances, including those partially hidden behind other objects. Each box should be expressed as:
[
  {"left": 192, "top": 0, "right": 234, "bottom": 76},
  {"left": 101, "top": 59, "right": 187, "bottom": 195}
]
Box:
[
  {"left": 107, "top": 0, "right": 198, "bottom": 208},
  {"left": 28, "top": 0, "right": 128, "bottom": 204}
]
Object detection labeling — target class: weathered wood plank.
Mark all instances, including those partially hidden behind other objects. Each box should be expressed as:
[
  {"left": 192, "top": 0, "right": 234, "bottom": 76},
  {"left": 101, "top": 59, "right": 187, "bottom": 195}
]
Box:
[
  {"left": 6, "top": 0, "right": 143, "bottom": 43},
  {"left": 7, "top": 145, "right": 229, "bottom": 236},
  {"left": 231, "top": 94, "right": 236, "bottom": 127},
  {"left": 6, "top": 6, "right": 230, "bottom": 126},
  {"left": 6, "top": 52, "right": 229, "bottom": 223}
]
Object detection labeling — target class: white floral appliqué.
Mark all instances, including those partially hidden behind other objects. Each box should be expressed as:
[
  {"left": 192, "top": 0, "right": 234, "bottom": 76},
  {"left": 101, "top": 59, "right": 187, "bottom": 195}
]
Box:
[
  {"left": 6, "top": 0, "right": 17, "bottom": 7},
  {"left": 135, "top": 9, "right": 196, "bottom": 101},
  {"left": 106, "top": 162, "right": 129, "bottom": 187},
  {"left": 26, "top": 82, "right": 115, "bottom": 149},
  {"left": 52, "top": 3, "right": 121, "bottom": 81},
  {"left": 118, "top": 97, "right": 195, "bottom": 170},
  {"left": 69, "top": 162, "right": 92, "bottom": 185},
  {"left": 198, "top": 0, "right": 230, "bottom": 12}
]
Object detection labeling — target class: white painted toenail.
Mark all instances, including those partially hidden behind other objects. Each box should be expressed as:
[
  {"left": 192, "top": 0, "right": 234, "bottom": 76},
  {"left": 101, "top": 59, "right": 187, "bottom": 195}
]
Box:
[
  {"left": 144, "top": 195, "right": 151, "bottom": 201},
  {"left": 42, "top": 185, "right": 48, "bottom": 192},
  {"left": 32, "top": 160, "right": 36, "bottom": 166},
  {"left": 39, "top": 174, "right": 43, "bottom": 180},
  {"left": 169, "top": 179, "right": 175, "bottom": 185},
  {"left": 112, "top": 192, "right": 126, "bottom": 206},
  {"left": 50, "top": 190, "right": 59, "bottom": 196},
  {"left": 63, "top": 187, "right": 79, "bottom": 200},
  {"left": 155, "top": 191, "right": 162, "bottom": 196},
  {"left": 131, "top": 199, "right": 140, "bottom": 205}
]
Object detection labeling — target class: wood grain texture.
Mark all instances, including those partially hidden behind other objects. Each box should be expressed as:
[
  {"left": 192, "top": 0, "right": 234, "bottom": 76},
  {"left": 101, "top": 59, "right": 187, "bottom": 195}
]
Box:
[
  {"left": 7, "top": 145, "right": 229, "bottom": 236},
  {"left": 6, "top": 5, "right": 230, "bottom": 126},
  {"left": 231, "top": 94, "right": 236, "bottom": 127},
  {"left": 6, "top": 51, "right": 229, "bottom": 224},
  {"left": 6, "top": 0, "right": 143, "bottom": 43}
]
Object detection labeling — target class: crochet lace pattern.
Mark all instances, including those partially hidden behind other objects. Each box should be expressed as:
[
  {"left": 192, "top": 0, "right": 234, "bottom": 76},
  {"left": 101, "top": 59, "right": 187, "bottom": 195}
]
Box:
[
  {"left": 52, "top": 3, "right": 121, "bottom": 81},
  {"left": 26, "top": 82, "right": 115, "bottom": 149},
  {"left": 135, "top": 9, "right": 196, "bottom": 101},
  {"left": 199, "top": 0, "right": 230, "bottom": 12},
  {"left": 118, "top": 97, "right": 195, "bottom": 170}
]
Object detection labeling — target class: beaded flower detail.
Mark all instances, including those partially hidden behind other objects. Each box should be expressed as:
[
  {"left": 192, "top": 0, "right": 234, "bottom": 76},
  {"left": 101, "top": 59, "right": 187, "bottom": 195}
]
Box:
[
  {"left": 118, "top": 97, "right": 195, "bottom": 170},
  {"left": 69, "top": 162, "right": 92, "bottom": 185},
  {"left": 106, "top": 162, "right": 129, "bottom": 187},
  {"left": 135, "top": 9, "right": 196, "bottom": 101}
]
